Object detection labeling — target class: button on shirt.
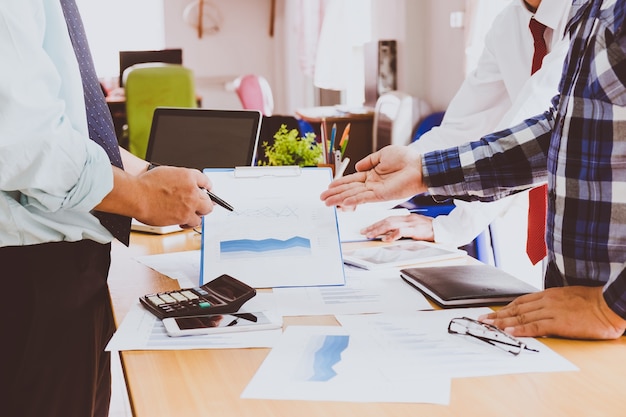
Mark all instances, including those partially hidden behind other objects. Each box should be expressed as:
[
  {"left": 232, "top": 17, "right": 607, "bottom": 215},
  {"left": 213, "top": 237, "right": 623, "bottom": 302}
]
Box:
[
  {"left": 422, "top": 0, "right": 626, "bottom": 319},
  {"left": 0, "top": 1, "right": 115, "bottom": 246}
]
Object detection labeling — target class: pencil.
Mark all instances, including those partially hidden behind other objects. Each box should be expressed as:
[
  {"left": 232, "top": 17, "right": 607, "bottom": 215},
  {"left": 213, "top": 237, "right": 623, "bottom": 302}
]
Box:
[
  {"left": 329, "top": 123, "right": 337, "bottom": 162},
  {"left": 339, "top": 123, "right": 351, "bottom": 157},
  {"left": 320, "top": 119, "right": 328, "bottom": 164}
]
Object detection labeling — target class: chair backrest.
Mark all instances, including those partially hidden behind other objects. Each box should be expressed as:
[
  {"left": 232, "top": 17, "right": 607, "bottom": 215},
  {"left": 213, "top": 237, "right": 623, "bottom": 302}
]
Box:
[
  {"left": 233, "top": 74, "right": 274, "bottom": 116},
  {"left": 372, "top": 91, "right": 430, "bottom": 150},
  {"left": 118, "top": 48, "right": 183, "bottom": 88},
  {"left": 123, "top": 63, "right": 197, "bottom": 158},
  {"left": 412, "top": 111, "right": 446, "bottom": 142}
]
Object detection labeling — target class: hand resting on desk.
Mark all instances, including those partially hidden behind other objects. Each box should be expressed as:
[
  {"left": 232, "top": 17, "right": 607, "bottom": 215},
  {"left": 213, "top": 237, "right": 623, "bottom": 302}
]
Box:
[{"left": 478, "top": 286, "right": 626, "bottom": 340}]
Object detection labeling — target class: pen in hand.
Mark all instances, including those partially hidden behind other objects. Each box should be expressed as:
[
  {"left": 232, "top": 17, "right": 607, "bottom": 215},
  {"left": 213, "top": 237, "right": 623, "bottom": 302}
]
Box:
[{"left": 202, "top": 188, "right": 234, "bottom": 211}]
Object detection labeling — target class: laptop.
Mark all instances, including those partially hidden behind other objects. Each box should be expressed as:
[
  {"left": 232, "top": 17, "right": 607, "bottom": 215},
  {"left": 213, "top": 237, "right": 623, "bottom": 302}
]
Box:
[
  {"left": 145, "top": 107, "right": 262, "bottom": 170},
  {"left": 132, "top": 107, "right": 262, "bottom": 234}
]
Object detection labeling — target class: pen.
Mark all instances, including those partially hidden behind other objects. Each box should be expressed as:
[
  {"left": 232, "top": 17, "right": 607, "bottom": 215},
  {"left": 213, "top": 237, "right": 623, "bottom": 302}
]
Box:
[
  {"left": 329, "top": 123, "right": 337, "bottom": 162},
  {"left": 202, "top": 188, "right": 234, "bottom": 211}
]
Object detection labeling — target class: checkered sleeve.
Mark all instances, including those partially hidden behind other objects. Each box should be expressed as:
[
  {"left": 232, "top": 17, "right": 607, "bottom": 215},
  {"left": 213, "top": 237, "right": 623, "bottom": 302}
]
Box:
[{"left": 422, "top": 106, "right": 555, "bottom": 202}]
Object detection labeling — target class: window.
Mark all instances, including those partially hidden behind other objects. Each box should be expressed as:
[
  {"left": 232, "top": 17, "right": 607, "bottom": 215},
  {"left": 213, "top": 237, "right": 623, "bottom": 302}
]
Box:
[{"left": 76, "top": 0, "right": 165, "bottom": 83}]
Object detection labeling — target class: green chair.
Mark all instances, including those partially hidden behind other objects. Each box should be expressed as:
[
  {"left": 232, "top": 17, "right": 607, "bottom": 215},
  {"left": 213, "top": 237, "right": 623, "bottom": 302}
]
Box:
[{"left": 123, "top": 63, "right": 197, "bottom": 158}]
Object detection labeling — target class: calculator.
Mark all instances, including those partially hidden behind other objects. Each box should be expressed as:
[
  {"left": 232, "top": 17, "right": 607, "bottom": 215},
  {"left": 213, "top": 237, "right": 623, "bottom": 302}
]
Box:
[{"left": 139, "top": 274, "right": 256, "bottom": 319}]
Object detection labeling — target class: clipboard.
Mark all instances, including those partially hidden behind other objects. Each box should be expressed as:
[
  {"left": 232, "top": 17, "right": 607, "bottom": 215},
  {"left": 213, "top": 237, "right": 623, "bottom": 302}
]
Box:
[{"left": 200, "top": 166, "right": 346, "bottom": 288}]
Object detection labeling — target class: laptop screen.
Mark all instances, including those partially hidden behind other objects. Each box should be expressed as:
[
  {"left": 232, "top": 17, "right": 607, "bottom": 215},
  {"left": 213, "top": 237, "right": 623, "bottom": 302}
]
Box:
[{"left": 145, "top": 108, "right": 262, "bottom": 170}]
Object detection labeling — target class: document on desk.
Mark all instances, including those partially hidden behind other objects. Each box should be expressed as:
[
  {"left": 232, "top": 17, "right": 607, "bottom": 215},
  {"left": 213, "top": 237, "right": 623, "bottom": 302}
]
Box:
[
  {"left": 106, "top": 296, "right": 280, "bottom": 351},
  {"left": 135, "top": 249, "right": 202, "bottom": 287},
  {"left": 201, "top": 167, "right": 345, "bottom": 288},
  {"left": 272, "top": 264, "right": 433, "bottom": 316},
  {"left": 335, "top": 308, "right": 578, "bottom": 379},
  {"left": 241, "top": 325, "right": 451, "bottom": 404}
]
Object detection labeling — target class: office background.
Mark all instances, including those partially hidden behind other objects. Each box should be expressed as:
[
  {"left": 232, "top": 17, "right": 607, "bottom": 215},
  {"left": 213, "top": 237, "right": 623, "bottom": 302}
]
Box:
[{"left": 76, "top": 0, "right": 505, "bottom": 116}]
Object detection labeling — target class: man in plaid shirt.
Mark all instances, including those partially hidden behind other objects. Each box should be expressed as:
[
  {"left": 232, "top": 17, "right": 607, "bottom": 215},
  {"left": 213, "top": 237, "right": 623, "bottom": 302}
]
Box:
[{"left": 322, "top": 0, "right": 626, "bottom": 340}]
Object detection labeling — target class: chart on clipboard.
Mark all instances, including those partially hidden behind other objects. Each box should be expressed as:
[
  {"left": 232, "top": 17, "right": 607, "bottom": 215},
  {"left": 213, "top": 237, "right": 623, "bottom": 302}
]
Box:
[{"left": 200, "top": 166, "right": 345, "bottom": 289}]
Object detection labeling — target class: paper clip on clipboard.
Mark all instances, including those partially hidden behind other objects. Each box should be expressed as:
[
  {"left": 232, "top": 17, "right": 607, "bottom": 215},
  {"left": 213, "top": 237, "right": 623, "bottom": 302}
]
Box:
[{"left": 234, "top": 166, "right": 302, "bottom": 178}]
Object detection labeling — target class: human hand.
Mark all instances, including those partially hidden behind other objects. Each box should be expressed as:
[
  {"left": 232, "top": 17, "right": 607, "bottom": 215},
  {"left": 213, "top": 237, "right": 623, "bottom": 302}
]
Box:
[
  {"left": 131, "top": 166, "right": 214, "bottom": 228},
  {"left": 98, "top": 164, "right": 227, "bottom": 228},
  {"left": 478, "top": 286, "right": 626, "bottom": 340},
  {"left": 361, "top": 213, "right": 435, "bottom": 242},
  {"left": 320, "top": 145, "right": 426, "bottom": 208}
]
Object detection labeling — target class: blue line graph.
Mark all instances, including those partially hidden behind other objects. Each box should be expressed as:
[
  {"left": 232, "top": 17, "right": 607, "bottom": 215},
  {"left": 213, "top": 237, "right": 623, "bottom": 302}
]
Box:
[
  {"left": 220, "top": 236, "right": 311, "bottom": 259},
  {"left": 308, "top": 335, "right": 350, "bottom": 381}
]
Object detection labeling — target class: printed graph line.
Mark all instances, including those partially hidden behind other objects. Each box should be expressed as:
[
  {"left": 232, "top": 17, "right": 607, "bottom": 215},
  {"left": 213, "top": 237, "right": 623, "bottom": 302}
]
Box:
[
  {"left": 220, "top": 236, "right": 311, "bottom": 253},
  {"left": 230, "top": 205, "right": 300, "bottom": 218},
  {"left": 309, "top": 335, "right": 350, "bottom": 381}
]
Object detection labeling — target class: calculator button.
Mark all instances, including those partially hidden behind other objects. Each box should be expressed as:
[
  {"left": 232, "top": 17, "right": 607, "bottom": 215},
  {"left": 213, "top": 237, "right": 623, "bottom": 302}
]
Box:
[
  {"left": 159, "top": 294, "right": 177, "bottom": 304},
  {"left": 171, "top": 292, "right": 188, "bottom": 302},
  {"left": 199, "top": 301, "right": 212, "bottom": 308},
  {"left": 180, "top": 290, "right": 198, "bottom": 299},
  {"left": 148, "top": 296, "right": 165, "bottom": 306}
]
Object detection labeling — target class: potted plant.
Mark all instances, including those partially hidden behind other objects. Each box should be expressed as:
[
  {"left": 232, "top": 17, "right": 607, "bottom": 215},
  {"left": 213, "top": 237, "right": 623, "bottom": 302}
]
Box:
[{"left": 259, "top": 124, "right": 323, "bottom": 167}]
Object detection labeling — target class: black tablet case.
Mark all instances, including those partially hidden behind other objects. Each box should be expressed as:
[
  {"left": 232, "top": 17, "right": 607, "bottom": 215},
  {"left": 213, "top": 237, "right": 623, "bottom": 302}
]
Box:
[{"left": 400, "top": 264, "right": 538, "bottom": 307}]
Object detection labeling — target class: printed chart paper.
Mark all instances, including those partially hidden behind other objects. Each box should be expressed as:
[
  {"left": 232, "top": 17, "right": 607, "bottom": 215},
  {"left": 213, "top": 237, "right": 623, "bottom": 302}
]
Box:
[
  {"left": 201, "top": 167, "right": 345, "bottom": 288},
  {"left": 241, "top": 326, "right": 451, "bottom": 404}
]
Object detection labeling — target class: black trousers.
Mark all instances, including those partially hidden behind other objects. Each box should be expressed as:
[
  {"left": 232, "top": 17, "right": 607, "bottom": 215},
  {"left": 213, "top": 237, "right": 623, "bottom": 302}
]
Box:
[{"left": 1, "top": 240, "right": 115, "bottom": 417}]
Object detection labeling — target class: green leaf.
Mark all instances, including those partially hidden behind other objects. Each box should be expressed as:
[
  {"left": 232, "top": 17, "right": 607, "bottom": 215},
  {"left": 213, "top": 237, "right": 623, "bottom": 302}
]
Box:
[{"left": 260, "top": 124, "right": 323, "bottom": 167}]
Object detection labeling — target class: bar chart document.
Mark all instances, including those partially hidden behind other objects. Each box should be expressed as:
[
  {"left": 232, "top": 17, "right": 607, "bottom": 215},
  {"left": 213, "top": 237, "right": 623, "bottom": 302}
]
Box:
[{"left": 201, "top": 167, "right": 345, "bottom": 288}]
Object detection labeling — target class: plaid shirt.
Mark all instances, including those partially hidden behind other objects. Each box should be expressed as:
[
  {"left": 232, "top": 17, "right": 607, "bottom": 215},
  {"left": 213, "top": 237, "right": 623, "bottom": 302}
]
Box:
[{"left": 423, "top": 0, "right": 626, "bottom": 319}]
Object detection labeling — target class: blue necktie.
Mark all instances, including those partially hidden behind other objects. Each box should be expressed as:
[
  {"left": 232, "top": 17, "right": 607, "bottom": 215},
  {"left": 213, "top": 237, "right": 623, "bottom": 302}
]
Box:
[{"left": 60, "top": 0, "right": 131, "bottom": 246}]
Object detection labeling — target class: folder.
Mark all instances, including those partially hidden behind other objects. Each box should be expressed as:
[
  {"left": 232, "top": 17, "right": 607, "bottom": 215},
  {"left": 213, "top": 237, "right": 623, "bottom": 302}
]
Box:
[
  {"left": 200, "top": 166, "right": 345, "bottom": 288},
  {"left": 400, "top": 264, "right": 539, "bottom": 307}
]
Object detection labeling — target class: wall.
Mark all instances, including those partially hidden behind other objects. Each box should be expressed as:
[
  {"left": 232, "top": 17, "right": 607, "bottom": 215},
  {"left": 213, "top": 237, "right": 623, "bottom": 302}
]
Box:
[
  {"left": 372, "top": 0, "right": 466, "bottom": 112},
  {"left": 161, "top": 0, "right": 467, "bottom": 115},
  {"left": 163, "top": 0, "right": 279, "bottom": 112}
]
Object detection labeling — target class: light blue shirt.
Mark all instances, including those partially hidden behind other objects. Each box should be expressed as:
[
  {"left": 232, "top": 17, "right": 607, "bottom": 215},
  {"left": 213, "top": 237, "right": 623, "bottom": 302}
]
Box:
[{"left": 0, "top": 0, "right": 114, "bottom": 246}]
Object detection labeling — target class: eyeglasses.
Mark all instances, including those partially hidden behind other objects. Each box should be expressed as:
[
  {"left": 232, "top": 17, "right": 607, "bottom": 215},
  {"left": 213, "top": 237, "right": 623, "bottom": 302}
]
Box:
[{"left": 447, "top": 317, "right": 539, "bottom": 356}]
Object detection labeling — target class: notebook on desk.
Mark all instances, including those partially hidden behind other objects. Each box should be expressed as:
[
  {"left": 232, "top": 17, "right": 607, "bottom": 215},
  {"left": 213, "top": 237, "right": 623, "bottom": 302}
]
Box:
[
  {"left": 400, "top": 264, "right": 539, "bottom": 308},
  {"left": 133, "top": 107, "right": 262, "bottom": 234}
]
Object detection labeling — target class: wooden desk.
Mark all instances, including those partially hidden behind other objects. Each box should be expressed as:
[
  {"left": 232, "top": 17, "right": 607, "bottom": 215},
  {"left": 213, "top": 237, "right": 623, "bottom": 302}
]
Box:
[
  {"left": 109, "top": 232, "right": 626, "bottom": 417},
  {"left": 296, "top": 107, "right": 374, "bottom": 175}
]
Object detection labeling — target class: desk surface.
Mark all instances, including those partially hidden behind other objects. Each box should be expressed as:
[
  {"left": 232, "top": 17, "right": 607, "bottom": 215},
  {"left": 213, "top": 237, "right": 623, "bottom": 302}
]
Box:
[{"left": 109, "top": 231, "right": 626, "bottom": 417}]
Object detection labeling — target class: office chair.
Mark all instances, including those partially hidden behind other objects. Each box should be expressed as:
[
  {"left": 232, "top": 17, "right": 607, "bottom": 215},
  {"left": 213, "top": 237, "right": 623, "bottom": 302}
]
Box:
[
  {"left": 233, "top": 74, "right": 274, "bottom": 116},
  {"left": 372, "top": 91, "right": 430, "bottom": 150},
  {"left": 123, "top": 63, "right": 197, "bottom": 158},
  {"left": 412, "top": 111, "right": 446, "bottom": 142}
]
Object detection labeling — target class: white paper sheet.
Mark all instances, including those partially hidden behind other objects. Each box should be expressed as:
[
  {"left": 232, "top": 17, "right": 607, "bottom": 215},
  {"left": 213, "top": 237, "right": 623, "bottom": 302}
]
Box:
[
  {"left": 241, "top": 326, "right": 451, "bottom": 404},
  {"left": 201, "top": 167, "right": 345, "bottom": 288},
  {"left": 272, "top": 264, "right": 433, "bottom": 316},
  {"left": 335, "top": 308, "right": 579, "bottom": 379},
  {"left": 135, "top": 250, "right": 201, "bottom": 287},
  {"left": 106, "top": 297, "right": 280, "bottom": 351}
]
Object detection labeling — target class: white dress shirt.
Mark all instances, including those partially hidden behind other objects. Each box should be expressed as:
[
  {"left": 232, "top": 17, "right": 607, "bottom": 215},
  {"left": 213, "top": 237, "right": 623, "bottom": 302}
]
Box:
[
  {"left": 410, "top": 0, "right": 571, "bottom": 285},
  {"left": 0, "top": 0, "right": 114, "bottom": 246}
]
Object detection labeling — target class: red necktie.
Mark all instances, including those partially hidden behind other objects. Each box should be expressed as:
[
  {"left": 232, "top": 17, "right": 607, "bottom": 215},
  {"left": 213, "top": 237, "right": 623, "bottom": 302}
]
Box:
[
  {"left": 526, "top": 18, "right": 548, "bottom": 265},
  {"left": 529, "top": 18, "right": 547, "bottom": 75}
]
